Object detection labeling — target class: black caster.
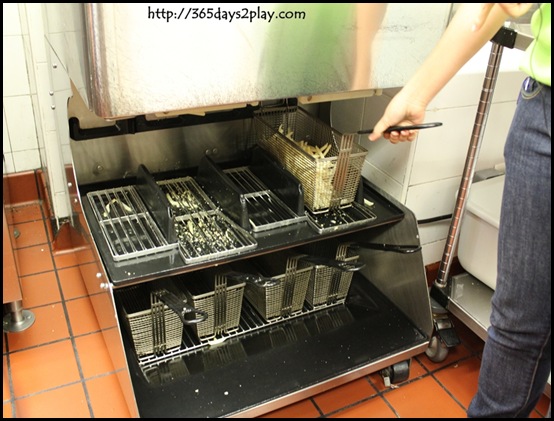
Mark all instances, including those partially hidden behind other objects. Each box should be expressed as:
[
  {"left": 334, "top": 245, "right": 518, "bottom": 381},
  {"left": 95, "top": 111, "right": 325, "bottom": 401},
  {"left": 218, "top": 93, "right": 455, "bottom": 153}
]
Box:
[{"left": 380, "top": 359, "right": 410, "bottom": 387}]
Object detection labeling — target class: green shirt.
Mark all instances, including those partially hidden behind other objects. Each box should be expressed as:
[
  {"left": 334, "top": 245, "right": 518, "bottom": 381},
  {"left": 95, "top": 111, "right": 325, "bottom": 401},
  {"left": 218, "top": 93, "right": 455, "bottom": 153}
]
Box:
[{"left": 520, "top": 3, "right": 551, "bottom": 87}]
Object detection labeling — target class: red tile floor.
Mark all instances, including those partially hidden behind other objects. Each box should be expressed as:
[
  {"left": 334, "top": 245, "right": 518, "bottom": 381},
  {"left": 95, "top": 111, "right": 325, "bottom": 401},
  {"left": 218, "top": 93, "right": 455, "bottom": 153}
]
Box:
[{"left": 3, "top": 200, "right": 551, "bottom": 418}]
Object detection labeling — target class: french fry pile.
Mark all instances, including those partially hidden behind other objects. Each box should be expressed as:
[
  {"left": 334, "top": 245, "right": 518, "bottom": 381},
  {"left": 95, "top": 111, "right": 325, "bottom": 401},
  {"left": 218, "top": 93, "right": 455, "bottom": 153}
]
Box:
[
  {"left": 271, "top": 123, "right": 336, "bottom": 211},
  {"left": 279, "top": 124, "right": 332, "bottom": 159},
  {"left": 296, "top": 141, "right": 332, "bottom": 159}
]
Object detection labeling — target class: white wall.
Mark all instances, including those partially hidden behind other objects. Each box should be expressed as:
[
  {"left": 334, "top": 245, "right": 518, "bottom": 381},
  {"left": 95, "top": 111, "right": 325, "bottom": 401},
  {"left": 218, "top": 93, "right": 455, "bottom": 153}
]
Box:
[
  {"left": 3, "top": 3, "right": 41, "bottom": 173},
  {"left": 3, "top": 3, "right": 71, "bottom": 223}
]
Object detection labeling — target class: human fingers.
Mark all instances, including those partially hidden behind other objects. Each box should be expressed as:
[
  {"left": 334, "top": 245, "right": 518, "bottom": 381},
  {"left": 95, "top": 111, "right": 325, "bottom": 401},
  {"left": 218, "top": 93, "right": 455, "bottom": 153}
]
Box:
[
  {"left": 368, "top": 121, "right": 420, "bottom": 143},
  {"left": 496, "top": 3, "right": 534, "bottom": 18},
  {"left": 386, "top": 128, "right": 418, "bottom": 143},
  {"left": 367, "top": 119, "right": 390, "bottom": 141}
]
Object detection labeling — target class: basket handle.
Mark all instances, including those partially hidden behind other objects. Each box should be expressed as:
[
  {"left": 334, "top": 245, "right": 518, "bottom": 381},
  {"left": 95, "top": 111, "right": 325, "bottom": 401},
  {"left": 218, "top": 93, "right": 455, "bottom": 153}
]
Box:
[
  {"left": 348, "top": 242, "right": 421, "bottom": 254},
  {"left": 153, "top": 289, "right": 209, "bottom": 325},
  {"left": 225, "top": 271, "right": 280, "bottom": 288}
]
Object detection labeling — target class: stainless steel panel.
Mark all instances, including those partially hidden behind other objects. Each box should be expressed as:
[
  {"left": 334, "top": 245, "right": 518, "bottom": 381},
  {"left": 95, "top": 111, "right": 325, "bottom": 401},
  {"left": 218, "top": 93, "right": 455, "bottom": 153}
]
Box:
[
  {"left": 447, "top": 273, "right": 550, "bottom": 398},
  {"left": 447, "top": 272, "right": 492, "bottom": 341},
  {"left": 45, "top": 3, "right": 452, "bottom": 119},
  {"left": 69, "top": 118, "right": 248, "bottom": 185},
  {"left": 355, "top": 204, "right": 433, "bottom": 339}
]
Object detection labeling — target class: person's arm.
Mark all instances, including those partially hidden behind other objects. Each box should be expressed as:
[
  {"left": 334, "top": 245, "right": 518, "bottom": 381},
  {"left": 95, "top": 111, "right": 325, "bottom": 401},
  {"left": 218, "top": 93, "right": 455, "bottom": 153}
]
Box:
[{"left": 368, "top": 3, "right": 531, "bottom": 143}]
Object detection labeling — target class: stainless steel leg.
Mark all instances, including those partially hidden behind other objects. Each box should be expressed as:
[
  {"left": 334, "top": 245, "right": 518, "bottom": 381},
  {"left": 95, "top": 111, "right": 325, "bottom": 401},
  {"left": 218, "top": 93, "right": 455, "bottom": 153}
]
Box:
[{"left": 3, "top": 300, "right": 35, "bottom": 332}]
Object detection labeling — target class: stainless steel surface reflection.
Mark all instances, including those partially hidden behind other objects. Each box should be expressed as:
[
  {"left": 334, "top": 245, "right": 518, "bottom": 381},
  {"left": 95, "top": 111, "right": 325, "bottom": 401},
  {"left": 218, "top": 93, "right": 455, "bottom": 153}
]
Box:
[{"left": 45, "top": 3, "right": 452, "bottom": 118}]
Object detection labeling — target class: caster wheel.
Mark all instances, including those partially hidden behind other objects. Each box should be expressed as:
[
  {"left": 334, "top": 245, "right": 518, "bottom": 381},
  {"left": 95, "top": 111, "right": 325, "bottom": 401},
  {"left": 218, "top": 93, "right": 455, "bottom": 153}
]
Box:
[
  {"left": 381, "top": 359, "right": 411, "bottom": 386},
  {"left": 425, "top": 335, "right": 449, "bottom": 363},
  {"left": 390, "top": 359, "right": 410, "bottom": 383}
]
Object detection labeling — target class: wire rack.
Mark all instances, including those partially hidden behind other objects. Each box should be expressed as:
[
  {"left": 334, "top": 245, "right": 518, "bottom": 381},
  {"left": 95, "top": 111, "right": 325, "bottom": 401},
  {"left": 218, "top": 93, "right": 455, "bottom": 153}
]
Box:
[
  {"left": 87, "top": 186, "right": 177, "bottom": 261},
  {"left": 158, "top": 176, "right": 257, "bottom": 263},
  {"left": 223, "top": 166, "right": 306, "bottom": 231}
]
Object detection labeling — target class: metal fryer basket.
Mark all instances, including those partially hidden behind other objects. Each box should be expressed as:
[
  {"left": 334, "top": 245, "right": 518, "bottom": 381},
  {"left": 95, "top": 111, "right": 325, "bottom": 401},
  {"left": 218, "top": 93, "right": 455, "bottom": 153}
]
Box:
[
  {"left": 306, "top": 244, "right": 359, "bottom": 308},
  {"left": 116, "top": 285, "right": 185, "bottom": 358},
  {"left": 254, "top": 106, "right": 368, "bottom": 214},
  {"left": 175, "top": 270, "right": 246, "bottom": 342},
  {"left": 239, "top": 253, "right": 312, "bottom": 321}
]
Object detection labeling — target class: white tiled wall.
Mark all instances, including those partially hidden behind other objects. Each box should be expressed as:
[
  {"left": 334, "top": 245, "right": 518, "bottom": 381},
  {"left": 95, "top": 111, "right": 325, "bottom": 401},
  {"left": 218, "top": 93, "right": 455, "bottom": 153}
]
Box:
[
  {"left": 3, "top": 3, "right": 71, "bottom": 221},
  {"left": 3, "top": 3, "right": 41, "bottom": 174}
]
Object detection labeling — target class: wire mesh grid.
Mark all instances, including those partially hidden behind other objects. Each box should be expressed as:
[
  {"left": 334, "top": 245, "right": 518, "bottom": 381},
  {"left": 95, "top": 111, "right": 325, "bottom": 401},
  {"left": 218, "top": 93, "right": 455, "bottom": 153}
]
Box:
[
  {"left": 223, "top": 166, "right": 306, "bottom": 231},
  {"left": 158, "top": 176, "right": 257, "bottom": 263},
  {"left": 87, "top": 186, "right": 176, "bottom": 261}
]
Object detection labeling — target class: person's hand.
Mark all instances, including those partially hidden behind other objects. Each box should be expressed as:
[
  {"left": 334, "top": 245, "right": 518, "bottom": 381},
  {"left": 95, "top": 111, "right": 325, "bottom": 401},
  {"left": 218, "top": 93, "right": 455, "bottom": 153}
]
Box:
[
  {"left": 472, "top": 3, "right": 534, "bottom": 32},
  {"left": 367, "top": 93, "right": 426, "bottom": 143}
]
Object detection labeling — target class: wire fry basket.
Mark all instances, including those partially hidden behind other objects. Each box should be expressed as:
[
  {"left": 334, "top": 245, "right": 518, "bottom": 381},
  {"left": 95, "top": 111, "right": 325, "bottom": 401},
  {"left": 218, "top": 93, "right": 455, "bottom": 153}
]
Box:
[
  {"left": 117, "top": 285, "right": 185, "bottom": 358},
  {"left": 240, "top": 252, "right": 312, "bottom": 321},
  {"left": 254, "top": 106, "right": 368, "bottom": 214},
  {"left": 175, "top": 270, "right": 246, "bottom": 342},
  {"left": 306, "top": 244, "right": 359, "bottom": 308}
]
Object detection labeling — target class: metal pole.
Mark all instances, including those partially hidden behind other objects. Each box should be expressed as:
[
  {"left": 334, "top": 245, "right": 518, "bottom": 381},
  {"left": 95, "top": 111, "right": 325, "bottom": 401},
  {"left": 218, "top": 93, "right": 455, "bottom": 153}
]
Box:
[{"left": 435, "top": 37, "right": 505, "bottom": 289}]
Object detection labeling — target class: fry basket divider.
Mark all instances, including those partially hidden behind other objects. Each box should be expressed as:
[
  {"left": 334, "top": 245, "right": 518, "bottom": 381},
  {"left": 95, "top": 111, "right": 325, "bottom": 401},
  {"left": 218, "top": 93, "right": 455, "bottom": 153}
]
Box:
[
  {"left": 136, "top": 164, "right": 177, "bottom": 243},
  {"left": 249, "top": 146, "right": 305, "bottom": 216},
  {"left": 327, "top": 244, "right": 348, "bottom": 305},
  {"left": 150, "top": 291, "right": 167, "bottom": 355},
  {"left": 196, "top": 156, "right": 249, "bottom": 230},
  {"left": 280, "top": 256, "right": 299, "bottom": 317},
  {"left": 329, "top": 134, "right": 353, "bottom": 210},
  {"left": 213, "top": 274, "right": 228, "bottom": 337}
]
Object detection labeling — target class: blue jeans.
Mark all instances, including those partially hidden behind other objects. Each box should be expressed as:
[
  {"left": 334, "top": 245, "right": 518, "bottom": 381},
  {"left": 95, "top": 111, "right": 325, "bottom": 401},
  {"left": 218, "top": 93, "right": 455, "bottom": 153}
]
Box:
[{"left": 468, "top": 77, "right": 551, "bottom": 417}]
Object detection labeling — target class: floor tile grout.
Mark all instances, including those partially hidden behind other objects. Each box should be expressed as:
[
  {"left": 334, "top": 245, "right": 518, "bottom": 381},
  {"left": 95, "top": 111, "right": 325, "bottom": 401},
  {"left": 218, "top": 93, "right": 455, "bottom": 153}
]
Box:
[{"left": 7, "top": 202, "right": 98, "bottom": 417}]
